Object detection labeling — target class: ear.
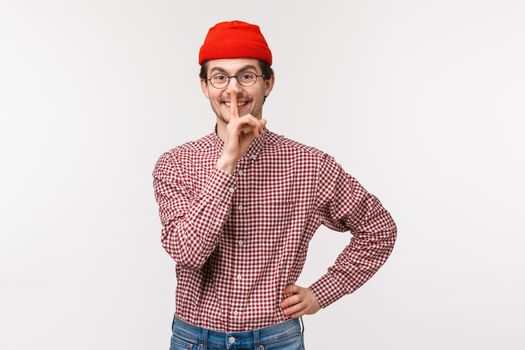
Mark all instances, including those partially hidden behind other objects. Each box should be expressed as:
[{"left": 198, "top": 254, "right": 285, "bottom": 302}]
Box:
[
  {"left": 200, "top": 79, "right": 210, "bottom": 99},
  {"left": 264, "top": 74, "right": 275, "bottom": 97}
]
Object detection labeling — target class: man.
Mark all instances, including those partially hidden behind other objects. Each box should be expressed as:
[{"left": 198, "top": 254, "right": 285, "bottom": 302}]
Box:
[{"left": 153, "top": 20, "right": 397, "bottom": 350}]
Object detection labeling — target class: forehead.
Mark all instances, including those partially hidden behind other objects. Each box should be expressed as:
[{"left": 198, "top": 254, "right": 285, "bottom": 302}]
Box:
[{"left": 206, "top": 58, "right": 261, "bottom": 74}]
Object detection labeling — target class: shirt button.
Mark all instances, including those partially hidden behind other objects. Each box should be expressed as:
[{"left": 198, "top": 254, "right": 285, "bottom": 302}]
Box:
[
  {"left": 229, "top": 187, "right": 235, "bottom": 193},
  {"left": 233, "top": 310, "right": 239, "bottom": 316},
  {"left": 238, "top": 205, "right": 244, "bottom": 211},
  {"left": 228, "top": 336, "right": 236, "bottom": 344},
  {"left": 251, "top": 155, "right": 257, "bottom": 160},
  {"left": 238, "top": 170, "right": 244, "bottom": 175},
  {"left": 236, "top": 274, "right": 242, "bottom": 280},
  {"left": 238, "top": 240, "right": 244, "bottom": 247}
]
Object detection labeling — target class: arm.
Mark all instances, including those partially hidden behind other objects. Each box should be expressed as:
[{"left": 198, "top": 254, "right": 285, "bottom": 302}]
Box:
[
  {"left": 152, "top": 95, "right": 267, "bottom": 270},
  {"left": 152, "top": 151, "right": 237, "bottom": 269},
  {"left": 308, "top": 154, "right": 397, "bottom": 308}
]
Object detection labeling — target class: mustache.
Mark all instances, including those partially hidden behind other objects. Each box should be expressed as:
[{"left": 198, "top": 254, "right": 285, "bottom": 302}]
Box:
[{"left": 220, "top": 94, "right": 252, "bottom": 102}]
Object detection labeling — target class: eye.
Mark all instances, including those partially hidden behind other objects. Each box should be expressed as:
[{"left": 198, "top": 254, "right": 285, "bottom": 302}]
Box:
[
  {"left": 239, "top": 72, "right": 255, "bottom": 82},
  {"left": 212, "top": 73, "right": 227, "bottom": 81}
]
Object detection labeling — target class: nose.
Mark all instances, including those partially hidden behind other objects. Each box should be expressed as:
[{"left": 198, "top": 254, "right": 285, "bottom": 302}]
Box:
[{"left": 225, "top": 76, "right": 242, "bottom": 94}]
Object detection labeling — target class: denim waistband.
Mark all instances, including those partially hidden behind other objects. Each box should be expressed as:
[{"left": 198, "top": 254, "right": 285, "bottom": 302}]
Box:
[{"left": 171, "top": 315, "right": 304, "bottom": 349}]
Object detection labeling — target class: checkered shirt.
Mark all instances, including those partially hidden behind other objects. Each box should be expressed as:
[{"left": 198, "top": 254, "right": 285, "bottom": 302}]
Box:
[{"left": 152, "top": 126, "right": 397, "bottom": 332}]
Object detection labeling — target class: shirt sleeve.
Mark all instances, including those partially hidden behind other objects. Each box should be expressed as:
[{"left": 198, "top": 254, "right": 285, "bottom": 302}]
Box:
[
  {"left": 152, "top": 151, "right": 237, "bottom": 270},
  {"left": 308, "top": 154, "right": 397, "bottom": 308}
]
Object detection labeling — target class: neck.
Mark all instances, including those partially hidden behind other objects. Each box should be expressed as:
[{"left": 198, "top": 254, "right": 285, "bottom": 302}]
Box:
[{"left": 215, "top": 120, "right": 227, "bottom": 142}]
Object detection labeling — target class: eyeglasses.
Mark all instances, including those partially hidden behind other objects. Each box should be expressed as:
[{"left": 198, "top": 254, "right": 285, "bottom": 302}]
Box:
[{"left": 208, "top": 71, "right": 265, "bottom": 89}]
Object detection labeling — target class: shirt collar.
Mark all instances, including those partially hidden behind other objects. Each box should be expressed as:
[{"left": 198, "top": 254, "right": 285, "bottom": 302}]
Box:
[{"left": 211, "top": 123, "right": 268, "bottom": 161}]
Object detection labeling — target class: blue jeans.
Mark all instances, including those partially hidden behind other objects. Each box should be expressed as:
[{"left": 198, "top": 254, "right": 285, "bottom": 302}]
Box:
[{"left": 169, "top": 315, "right": 306, "bottom": 350}]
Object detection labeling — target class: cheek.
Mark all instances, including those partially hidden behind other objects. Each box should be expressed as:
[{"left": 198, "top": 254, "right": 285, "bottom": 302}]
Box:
[{"left": 209, "top": 92, "right": 221, "bottom": 103}]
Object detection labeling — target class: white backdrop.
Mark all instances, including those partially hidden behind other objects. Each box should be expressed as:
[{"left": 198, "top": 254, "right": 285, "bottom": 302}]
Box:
[{"left": 1, "top": 1, "right": 524, "bottom": 349}]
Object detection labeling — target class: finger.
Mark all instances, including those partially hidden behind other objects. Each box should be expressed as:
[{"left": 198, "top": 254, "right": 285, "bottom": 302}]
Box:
[
  {"left": 291, "top": 310, "right": 306, "bottom": 319},
  {"left": 237, "top": 117, "right": 264, "bottom": 136},
  {"left": 283, "top": 302, "right": 306, "bottom": 316},
  {"left": 280, "top": 295, "right": 301, "bottom": 308},
  {"left": 230, "top": 93, "right": 239, "bottom": 118},
  {"left": 238, "top": 116, "right": 260, "bottom": 129},
  {"left": 238, "top": 115, "right": 266, "bottom": 132},
  {"left": 284, "top": 284, "right": 299, "bottom": 294}
]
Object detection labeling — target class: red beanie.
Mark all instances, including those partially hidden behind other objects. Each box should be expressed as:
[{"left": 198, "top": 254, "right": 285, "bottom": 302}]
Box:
[{"left": 198, "top": 20, "right": 272, "bottom": 65}]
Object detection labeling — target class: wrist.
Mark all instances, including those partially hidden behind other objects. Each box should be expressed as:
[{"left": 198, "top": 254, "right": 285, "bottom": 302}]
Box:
[{"left": 216, "top": 155, "right": 238, "bottom": 174}]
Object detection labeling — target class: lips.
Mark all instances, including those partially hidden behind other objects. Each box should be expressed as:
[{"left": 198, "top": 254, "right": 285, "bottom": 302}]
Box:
[{"left": 224, "top": 101, "right": 248, "bottom": 107}]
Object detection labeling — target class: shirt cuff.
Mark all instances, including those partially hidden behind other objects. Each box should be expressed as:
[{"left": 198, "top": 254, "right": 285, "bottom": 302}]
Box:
[
  {"left": 309, "top": 273, "right": 350, "bottom": 309},
  {"left": 199, "top": 167, "right": 238, "bottom": 202}
]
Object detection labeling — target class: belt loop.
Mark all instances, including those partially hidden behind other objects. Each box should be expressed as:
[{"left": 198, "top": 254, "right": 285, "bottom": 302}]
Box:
[
  {"left": 253, "top": 328, "right": 260, "bottom": 349},
  {"left": 202, "top": 329, "right": 208, "bottom": 349}
]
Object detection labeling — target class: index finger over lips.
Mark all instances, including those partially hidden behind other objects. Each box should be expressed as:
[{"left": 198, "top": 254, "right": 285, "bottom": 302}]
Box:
[{"left": 230, "top": 93, "right": 239, "bottom": 118}]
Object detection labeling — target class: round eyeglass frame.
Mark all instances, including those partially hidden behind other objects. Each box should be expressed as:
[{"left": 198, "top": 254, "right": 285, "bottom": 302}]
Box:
[{"left": 207, "top": 72, "right": 265, "bottom": 89}]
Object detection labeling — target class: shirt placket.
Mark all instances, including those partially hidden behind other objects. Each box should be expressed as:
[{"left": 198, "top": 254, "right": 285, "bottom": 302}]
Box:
[{"left": 229, "top": 153, "right": 258, "bottom": 329}]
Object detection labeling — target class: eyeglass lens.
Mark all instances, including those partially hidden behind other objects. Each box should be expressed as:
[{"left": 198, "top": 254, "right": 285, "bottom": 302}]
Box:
[{"left": 210, "top": 72, "right": 258, "bottom": 88}]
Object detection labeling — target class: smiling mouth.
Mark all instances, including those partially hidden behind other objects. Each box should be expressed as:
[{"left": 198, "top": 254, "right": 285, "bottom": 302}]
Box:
[{"left": 224, "top": 101, "right": 248, "bottom": 107}]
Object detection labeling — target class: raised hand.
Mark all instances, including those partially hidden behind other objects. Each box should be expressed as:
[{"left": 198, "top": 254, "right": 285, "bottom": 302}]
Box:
[{"left": 216, "top": 93, "right": 267, "bottom": 173}]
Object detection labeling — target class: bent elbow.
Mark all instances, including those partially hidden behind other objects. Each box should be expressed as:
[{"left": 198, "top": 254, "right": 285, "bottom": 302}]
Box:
[
  {"left": 171, "top": 253, "right": 207, "bottom": 270},
  {"left": 161, "top": 237, "right": 208, "bottom": 270},
  {"left": 391, "top": 220, "right": 398, "bottom": 243},
  {"left": 386, "top": 219, "right": 397, "bottom": 254}
]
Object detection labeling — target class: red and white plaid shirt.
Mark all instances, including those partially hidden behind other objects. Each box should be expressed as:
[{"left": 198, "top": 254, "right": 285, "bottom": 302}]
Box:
[{"left": 152, "top": 126, "right": 396, "bottom": 332}]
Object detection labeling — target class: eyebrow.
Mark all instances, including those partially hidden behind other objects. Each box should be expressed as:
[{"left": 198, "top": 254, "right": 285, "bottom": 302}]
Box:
[{"left": 209, "top": 65, "right": 259, "bottom": 75}]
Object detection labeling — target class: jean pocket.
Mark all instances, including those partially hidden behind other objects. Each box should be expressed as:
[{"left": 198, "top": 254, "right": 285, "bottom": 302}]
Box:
[
  {"left": 170, "top": 333, "right": 197, "bottom": 350},
  {"left": 261, "top": 333, "right": 304, "bottom": 350}
]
